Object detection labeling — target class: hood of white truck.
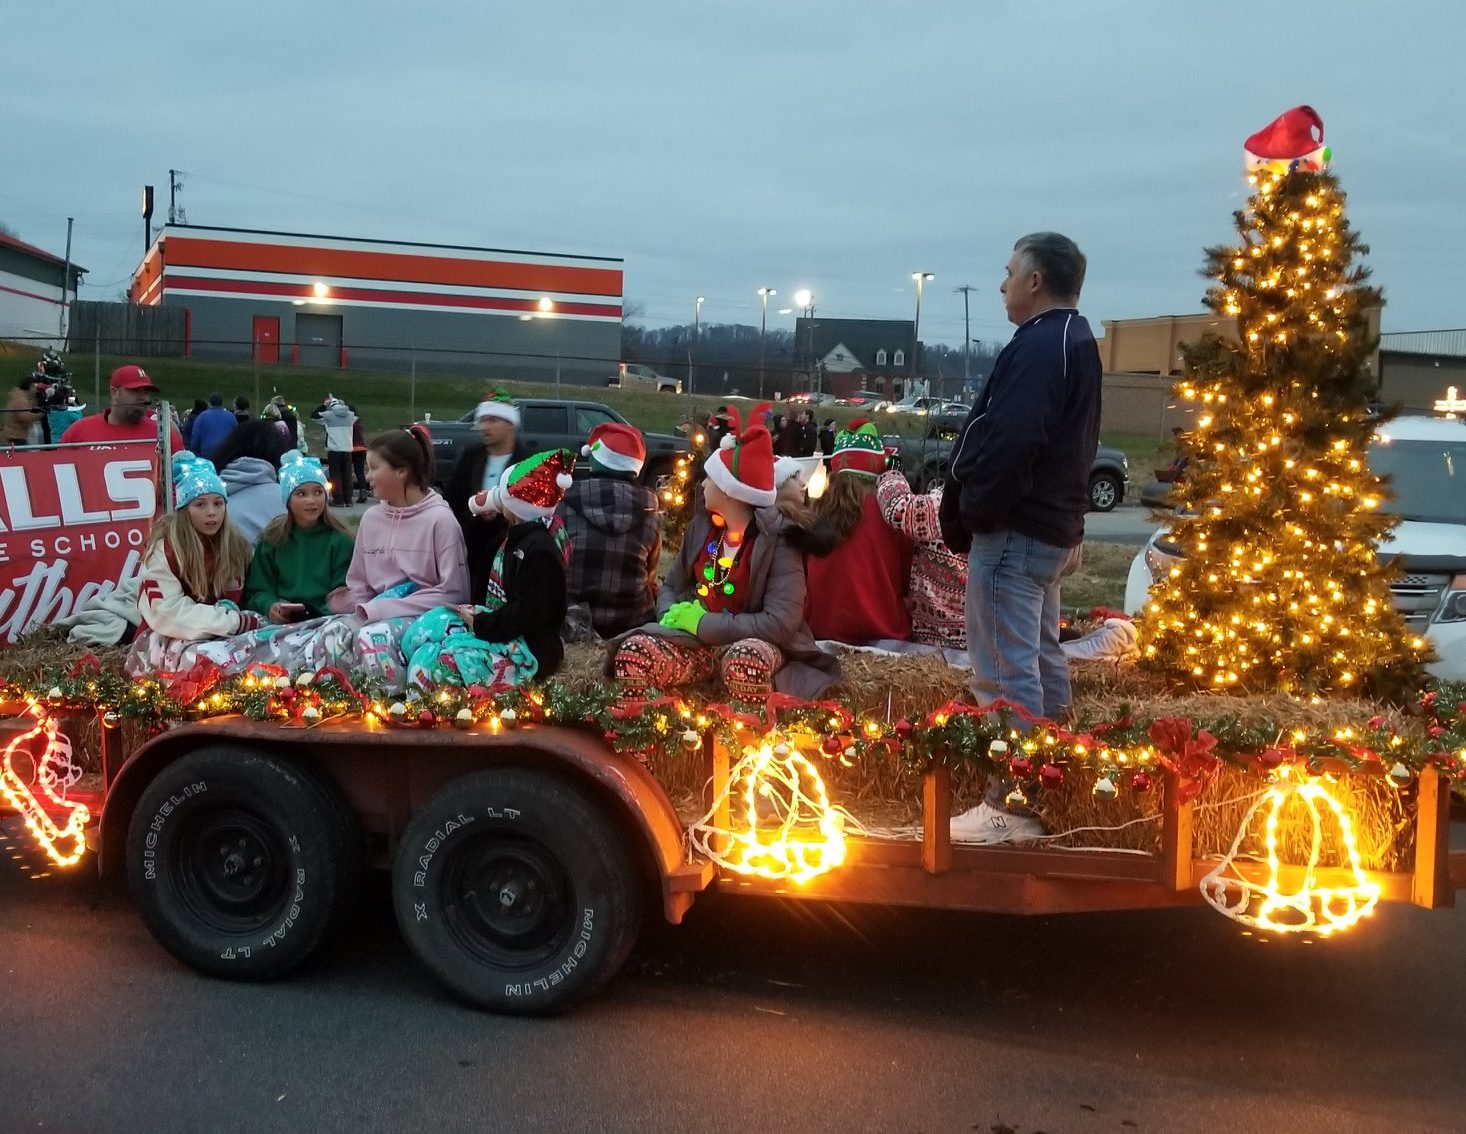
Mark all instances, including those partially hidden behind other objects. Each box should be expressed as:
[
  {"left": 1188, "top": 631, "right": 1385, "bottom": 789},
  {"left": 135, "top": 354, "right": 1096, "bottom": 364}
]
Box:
[{"left": 1380, "top": 520, "right": 1466, "bottom": 562}]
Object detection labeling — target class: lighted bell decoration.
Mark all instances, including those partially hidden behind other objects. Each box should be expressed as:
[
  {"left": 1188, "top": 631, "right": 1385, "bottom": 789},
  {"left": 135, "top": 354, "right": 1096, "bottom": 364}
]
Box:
[
  {"left": 102, "top": 711, "right": 121, "bottom": 729},
  {"left": 1004, "top": 785, "right": 1030, "bottom": 810},
  {"left": 681, "top": 728, "right": 701, "bottom": 750}
]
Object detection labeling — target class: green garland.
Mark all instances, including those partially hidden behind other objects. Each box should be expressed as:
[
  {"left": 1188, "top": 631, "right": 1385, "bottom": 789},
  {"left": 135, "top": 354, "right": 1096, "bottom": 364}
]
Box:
[{"left": 6, "top": 663, "right": 1466, "bottom": 791}]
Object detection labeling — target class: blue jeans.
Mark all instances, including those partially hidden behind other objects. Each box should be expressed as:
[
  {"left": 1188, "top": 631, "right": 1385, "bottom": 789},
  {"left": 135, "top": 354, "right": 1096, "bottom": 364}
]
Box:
[{"left": 965, "top": 531, "right": 1082, "bottom": 722}]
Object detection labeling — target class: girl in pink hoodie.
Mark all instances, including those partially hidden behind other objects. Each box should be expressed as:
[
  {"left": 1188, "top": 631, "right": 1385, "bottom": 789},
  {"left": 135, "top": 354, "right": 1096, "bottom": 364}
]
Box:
[{"left": 256, "top": 426, "right": 469, "bottom": 687}]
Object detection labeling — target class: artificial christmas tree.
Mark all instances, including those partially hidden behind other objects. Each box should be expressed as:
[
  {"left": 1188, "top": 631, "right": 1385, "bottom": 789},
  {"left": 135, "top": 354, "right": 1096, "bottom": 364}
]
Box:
[{"left": 1138, "top": 108, "right": 1429, "bottom": 696}]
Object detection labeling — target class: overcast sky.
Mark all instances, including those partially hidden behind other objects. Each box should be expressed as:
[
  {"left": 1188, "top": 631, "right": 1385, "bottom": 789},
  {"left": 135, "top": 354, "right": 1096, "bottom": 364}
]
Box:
[{"left": 6, "top": 1, "right": 1460, "bottom": 349}]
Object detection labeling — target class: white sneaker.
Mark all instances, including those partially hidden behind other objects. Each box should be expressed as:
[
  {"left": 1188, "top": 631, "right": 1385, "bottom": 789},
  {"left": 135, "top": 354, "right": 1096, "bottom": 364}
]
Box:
[{"left": 949, "top": 802, "right": 1044, "bottom": 845}]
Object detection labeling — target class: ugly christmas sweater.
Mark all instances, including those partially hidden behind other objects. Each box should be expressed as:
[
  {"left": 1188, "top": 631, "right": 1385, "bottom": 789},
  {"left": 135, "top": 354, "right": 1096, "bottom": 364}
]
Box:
[{"left": 875, "top": 471, "right": 967, "bottom": 648}]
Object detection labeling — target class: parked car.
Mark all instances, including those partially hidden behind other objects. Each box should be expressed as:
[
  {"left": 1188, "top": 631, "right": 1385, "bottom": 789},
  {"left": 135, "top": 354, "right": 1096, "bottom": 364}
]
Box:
[
  {"left": 419, "top": 399, "right": 690, "bottom": 490},
  {"left": 609, "top": 362, "right": 682, "bottom": 395},
  {"left": 886, "top": 422, "right": 1129, "bottom": 511},
  {"left": 787, "top": 391, "right": 836, "bottom": 406},
  {"left": 1123, "top": 413, "right": 1466, "bottom": 679},
  {"left": 834, "top": 390, "right": 891, "bottom": 411}
]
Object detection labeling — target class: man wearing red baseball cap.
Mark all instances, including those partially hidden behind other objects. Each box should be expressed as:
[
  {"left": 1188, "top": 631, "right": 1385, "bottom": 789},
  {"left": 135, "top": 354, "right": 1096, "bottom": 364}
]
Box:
[{"left": 60, "top": 364, "right": 185, "bottom": 451}]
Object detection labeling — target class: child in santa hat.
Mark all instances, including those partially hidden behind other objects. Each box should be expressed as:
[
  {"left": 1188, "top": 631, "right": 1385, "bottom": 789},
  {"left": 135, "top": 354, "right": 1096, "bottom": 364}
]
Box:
[
  {"left": 403, "top": 449, "right": 576, "bottom": 688},
  {"left": 608, "top": 406, "right": 839, "bottom": 700},
  {"left": 803, "top": 419, "right": 914, "bottom": 645}
]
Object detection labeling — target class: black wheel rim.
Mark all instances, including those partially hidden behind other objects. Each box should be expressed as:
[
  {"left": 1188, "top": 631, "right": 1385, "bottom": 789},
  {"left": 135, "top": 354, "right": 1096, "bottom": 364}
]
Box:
[
  {"left": 172, "top": 804, "right": 291, "bottom": 934},
  {"left": 439, "top": 834, "right": 573, "bottom": 970}
]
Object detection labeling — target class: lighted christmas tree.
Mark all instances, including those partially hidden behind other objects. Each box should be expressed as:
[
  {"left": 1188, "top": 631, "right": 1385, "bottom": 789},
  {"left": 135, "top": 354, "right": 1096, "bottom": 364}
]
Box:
[{"left": 1139, "top": 107, "right": 1429, "bottom": 696}]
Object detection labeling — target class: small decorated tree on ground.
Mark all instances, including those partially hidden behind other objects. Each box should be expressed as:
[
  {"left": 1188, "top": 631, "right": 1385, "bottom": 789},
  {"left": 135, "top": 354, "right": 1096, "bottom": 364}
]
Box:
[{"left": 1139, "top": 107, "right": 1429, "bottom": 696}]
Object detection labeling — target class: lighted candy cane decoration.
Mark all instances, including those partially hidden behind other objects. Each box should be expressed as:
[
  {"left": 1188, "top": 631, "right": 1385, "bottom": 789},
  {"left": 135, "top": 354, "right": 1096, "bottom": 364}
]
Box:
[
  {"left": 0, "top": 707, "right": 91, "bottom": 868},
  {"left": 1200, "top": 767, "right": 1380, "bottom": 936},
  {"left": 686, "top": 738, "right": 848, "bottom": 884}
]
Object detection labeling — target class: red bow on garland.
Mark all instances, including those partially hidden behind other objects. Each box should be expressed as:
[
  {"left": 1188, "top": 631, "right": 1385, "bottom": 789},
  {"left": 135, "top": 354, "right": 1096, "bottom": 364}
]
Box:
[{"left": 1148, "top": 717, "right": 1221, "bottom": 802}]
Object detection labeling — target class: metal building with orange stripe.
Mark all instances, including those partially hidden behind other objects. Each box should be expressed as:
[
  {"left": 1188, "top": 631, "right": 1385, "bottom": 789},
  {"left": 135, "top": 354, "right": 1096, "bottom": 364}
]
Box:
[{"left": 129, "top": 224, "right": 622, "bottom": 382}]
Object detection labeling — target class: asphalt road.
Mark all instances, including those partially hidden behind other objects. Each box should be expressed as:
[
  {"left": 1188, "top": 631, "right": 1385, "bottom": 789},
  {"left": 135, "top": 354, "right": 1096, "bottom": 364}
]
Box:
[
  {"left": 1084, "top": 505, "right": 1161, "bottom": 546},
  {"left": 3, "top": 815, "right": 1464, "bottom": 1134}
]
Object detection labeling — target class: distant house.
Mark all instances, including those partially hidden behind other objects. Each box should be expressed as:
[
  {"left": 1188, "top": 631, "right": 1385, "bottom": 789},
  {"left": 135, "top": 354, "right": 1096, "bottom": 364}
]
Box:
[
  {"left": 792, "top": 317, "right": 916, "bottom": 399},
  {"left": 0, "top": 232, "right": 86, "bottom": 348}
]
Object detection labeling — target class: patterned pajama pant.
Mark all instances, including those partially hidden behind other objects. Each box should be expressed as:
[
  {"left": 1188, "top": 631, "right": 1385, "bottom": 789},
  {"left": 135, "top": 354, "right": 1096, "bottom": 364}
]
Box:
[{"left": 611, "top": 633, "right": 784, "bottom": 699}]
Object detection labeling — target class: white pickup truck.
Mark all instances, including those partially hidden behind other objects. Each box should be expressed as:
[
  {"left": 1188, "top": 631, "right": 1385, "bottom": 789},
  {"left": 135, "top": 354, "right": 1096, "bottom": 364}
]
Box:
[
  {"left": 608, "top": 362, "right": 682, "bottom": 395},
  {"left": 1125, "top": 413, "right": 1466, "bottom": 679}
]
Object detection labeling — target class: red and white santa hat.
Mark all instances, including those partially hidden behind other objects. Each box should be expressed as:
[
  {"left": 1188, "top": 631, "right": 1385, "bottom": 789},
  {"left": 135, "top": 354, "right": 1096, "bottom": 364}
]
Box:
[
  {"left": 1244, "top": 105, "right": 1330, "bottom": 174},
  {"left": 703, "top": 403, "right": 776, "bottom": 508},
  {"left": 582, "top": 422, "right": 646, "bottom": 476}
]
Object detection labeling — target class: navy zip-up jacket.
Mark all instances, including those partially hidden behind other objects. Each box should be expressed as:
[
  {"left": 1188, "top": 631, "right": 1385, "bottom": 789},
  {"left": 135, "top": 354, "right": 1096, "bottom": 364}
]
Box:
[{"left": 940, "top": 308, "right": 1101, "bottom": 551}]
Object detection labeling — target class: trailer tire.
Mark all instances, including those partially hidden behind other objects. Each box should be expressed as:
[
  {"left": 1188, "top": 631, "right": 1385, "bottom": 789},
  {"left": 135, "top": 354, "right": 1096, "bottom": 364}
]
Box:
[
  {"left": 125, "top": 746, "right": 362, "bottom": 981},
  {"left": 393, "top": 767, "right": 642, "bottom": 1015}
]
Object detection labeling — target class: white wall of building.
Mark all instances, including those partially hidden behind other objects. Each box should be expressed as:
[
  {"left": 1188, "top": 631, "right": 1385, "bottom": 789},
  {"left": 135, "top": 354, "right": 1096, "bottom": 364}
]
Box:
[{"left": 0, "top": 267, "right": 64, "bottom": 349}]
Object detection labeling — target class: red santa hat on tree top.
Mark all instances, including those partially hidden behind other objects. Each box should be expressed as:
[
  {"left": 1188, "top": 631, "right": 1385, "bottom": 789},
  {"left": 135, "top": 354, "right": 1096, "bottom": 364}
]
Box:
[
  {"left": 582, "top": 422, "right": 646, "bottom": 476},
  {"left": 703, "top": 403, "right": 776, "bottom": 508},
  {"left": 1244, "top": 105, "right": 1331, "bottom": 175}
]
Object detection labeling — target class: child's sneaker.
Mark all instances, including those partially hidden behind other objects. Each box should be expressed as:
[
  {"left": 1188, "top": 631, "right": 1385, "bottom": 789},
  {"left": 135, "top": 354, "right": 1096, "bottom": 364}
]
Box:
[{"left": 949, "top": 802, "right": 1044, "bottom": 845}]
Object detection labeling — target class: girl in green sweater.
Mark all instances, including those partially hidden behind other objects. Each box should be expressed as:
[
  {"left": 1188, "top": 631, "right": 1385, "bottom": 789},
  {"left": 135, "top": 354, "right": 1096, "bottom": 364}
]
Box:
[{"left": 245, "top": 451, "right": 355, "bottom": 623}]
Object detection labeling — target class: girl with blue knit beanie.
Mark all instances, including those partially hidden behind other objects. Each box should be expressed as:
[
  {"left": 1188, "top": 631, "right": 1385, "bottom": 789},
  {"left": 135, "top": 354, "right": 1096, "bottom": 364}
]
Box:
[
  {"left": 244, "top": 451, "right": 355, "bottom": 623},
  {"left": 125, "top": 451, "right": 262, "bottom": 676}
]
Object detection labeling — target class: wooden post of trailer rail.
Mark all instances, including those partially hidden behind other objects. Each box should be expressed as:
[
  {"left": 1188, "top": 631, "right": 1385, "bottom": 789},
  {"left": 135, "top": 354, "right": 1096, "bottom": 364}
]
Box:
[
  {"left": 921, "top": 765, "right": 952, "bottom": 874},
  {"left": 1411, "top": 764, "right": 1454, "bottom": 909},
  {"left": 1161, "top": 770, "right": 1194, "bottom": 892},
  {"left": 709, "top": 735, "right": 732, "bottom": 860}
]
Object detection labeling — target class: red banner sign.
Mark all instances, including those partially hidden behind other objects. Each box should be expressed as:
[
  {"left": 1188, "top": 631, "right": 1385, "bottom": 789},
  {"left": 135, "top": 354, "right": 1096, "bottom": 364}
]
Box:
[{"left": 0, "top": 442, "right": 160, "bottom": 645}]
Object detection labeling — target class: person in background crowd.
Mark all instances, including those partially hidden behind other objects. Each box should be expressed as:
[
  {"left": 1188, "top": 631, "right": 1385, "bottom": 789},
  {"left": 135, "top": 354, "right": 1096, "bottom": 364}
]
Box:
[
  {"left": 558, "top": 422, "right": 662, "bottom": 637},
  {"left": 234, "top": 395, "right": 251, "bottom": 424},
  {"left": 940, "top": 231, "right": 1101, "bottom": 845},
  {"left": 180, "top": 398, "right": 208, "bottom": 450},
  {"left": 351, "top": 415, "right": 369, "bottom": 504},
  {"left": 5, "top": 375, "right": 40, "bottom": 446},
  {"left": 818, "top": 418, "right": 836, "bottom": 456},
  {"left": 706, "top": 406, "right": 735, "bottom": 448},
  {"left": 244, "top": 452, "right": 355, "bottom": 624},
  {"left": 445, "top": 389, "right": 529, "bottom": 604},
  {"left": 777, "top": 409, "right": 818, "bottom": 457},
  {"left": 311, "top": 396, "right": 358, "bottom": 505},
  {"left": 269, "top": 394, "right": 303, "bottom": 450},
  {"left": 875, "top": 469, "right": 967, "bottom": 649},
  {"left": 124, "top": 451, "right": 262, "bottom": 677},
  {"left": 60, "top": 365, "right": 185, "bottom": 452},
  {"left": 261, "top": 401, "right": 291, "bottom": 443},
  {"left": 609, "top": 407, "right": 838, "bottom": 700},
  {"left": 212, "top": 419, "right": 289, "bottom": 543},
  {"left": 803, "top": 419, "right": 913, "bottom": 644},
  {"left": 186, "top": 393, "right": 238, "bottom": 460}
]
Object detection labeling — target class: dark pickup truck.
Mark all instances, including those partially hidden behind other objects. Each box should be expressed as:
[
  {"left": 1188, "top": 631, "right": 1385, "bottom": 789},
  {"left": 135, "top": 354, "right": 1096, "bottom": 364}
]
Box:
[
  {"left": 889, "top": 418, "right": 1130, "bottom": 512},
  {"left": 421, "top": 399, "right": 691, "bottom": 489}
]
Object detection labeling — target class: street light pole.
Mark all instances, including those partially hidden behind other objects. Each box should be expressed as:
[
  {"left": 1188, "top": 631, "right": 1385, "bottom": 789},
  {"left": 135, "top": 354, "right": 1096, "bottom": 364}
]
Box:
[
  {"left": 757, "top": 287, "right": 776, "bottom": 400},
  {"left": 955, "top": 284, "right": 975, "bottom": 396},
  {"left": 911, "top": 271, "right": 934, "bottom": 395},
  {"left": 793, "top": 288, "right": 815, "bottom": 398},
  {"left": 691, "top": 294, "right": 704, "bottom": 398}
]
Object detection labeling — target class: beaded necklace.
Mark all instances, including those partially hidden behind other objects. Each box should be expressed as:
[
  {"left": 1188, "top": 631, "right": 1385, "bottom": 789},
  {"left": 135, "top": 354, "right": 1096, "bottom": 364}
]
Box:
[{"left": 696, "top": 518, "right": 745, "bottom": 600}]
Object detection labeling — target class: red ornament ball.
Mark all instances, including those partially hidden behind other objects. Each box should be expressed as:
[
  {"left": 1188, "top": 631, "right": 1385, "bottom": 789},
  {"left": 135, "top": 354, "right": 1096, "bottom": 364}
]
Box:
[
  {"left": 822, "top": 736, "right": 843, "bottom": 755},
  {"left": 1258, "top": 747, "right": 1285, "bottom": 770},
  {"left": 417, "top": 709, "right": 436, "bottom": 726},
  {"left": 1009, "top": 754, "right": 1034, "bottom": 779},
  {"left": 894, "top": 718, "right": 913, "bottom": 736},
  {"left": 1130, "top": 770, "right": 1153, "bottom": 794},
  {"left": 1038, "top": 762, "right": 1064, "bottom": 788}
]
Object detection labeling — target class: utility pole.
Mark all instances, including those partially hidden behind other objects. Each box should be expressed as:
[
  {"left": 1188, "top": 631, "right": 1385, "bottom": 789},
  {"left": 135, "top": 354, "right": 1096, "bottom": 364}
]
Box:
[
  {"left": 955, "top": 285, "right": 976, "bottom": 395},
  {"left": 168, "top": 169, "right": 185, "bottom": 224},
  {"left": 58, "top": 218, "right": 73, "bottom": 342}
]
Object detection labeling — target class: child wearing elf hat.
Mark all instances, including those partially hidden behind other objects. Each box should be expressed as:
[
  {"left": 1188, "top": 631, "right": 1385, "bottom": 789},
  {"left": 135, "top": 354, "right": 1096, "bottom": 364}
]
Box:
[
  {"left": 401, "top": 449, "right": 576, "bottom": 687},
  {"left": 244, "top": 451, "right": 356, "bottom": 624},
  {"left": 608, "top": 405, "right": 839, "bottom": 700},
  {"left": 445, "top": 388, "right": 531, "bottom": 605},
  {"left": 558, "top": 422, "right": 663, "bottom": 637},
  {"left": 802, "top": 419, "right": 914, "bottom": 645},
  {"left": 125, "top": 451, "right": 264, "bottom": 677}
]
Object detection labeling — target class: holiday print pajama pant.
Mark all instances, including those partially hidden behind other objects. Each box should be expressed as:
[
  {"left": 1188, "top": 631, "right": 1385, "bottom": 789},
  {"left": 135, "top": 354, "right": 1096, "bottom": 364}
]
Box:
[{"left": 612, "top": 632, "right": 784, "bottom": 699}]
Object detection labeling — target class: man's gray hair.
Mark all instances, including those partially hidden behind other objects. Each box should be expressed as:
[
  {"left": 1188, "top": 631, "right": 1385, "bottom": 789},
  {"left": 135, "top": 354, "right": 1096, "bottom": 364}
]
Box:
[{"left": 1013, "top": 232, "right": 1087, "bottom": 303}]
